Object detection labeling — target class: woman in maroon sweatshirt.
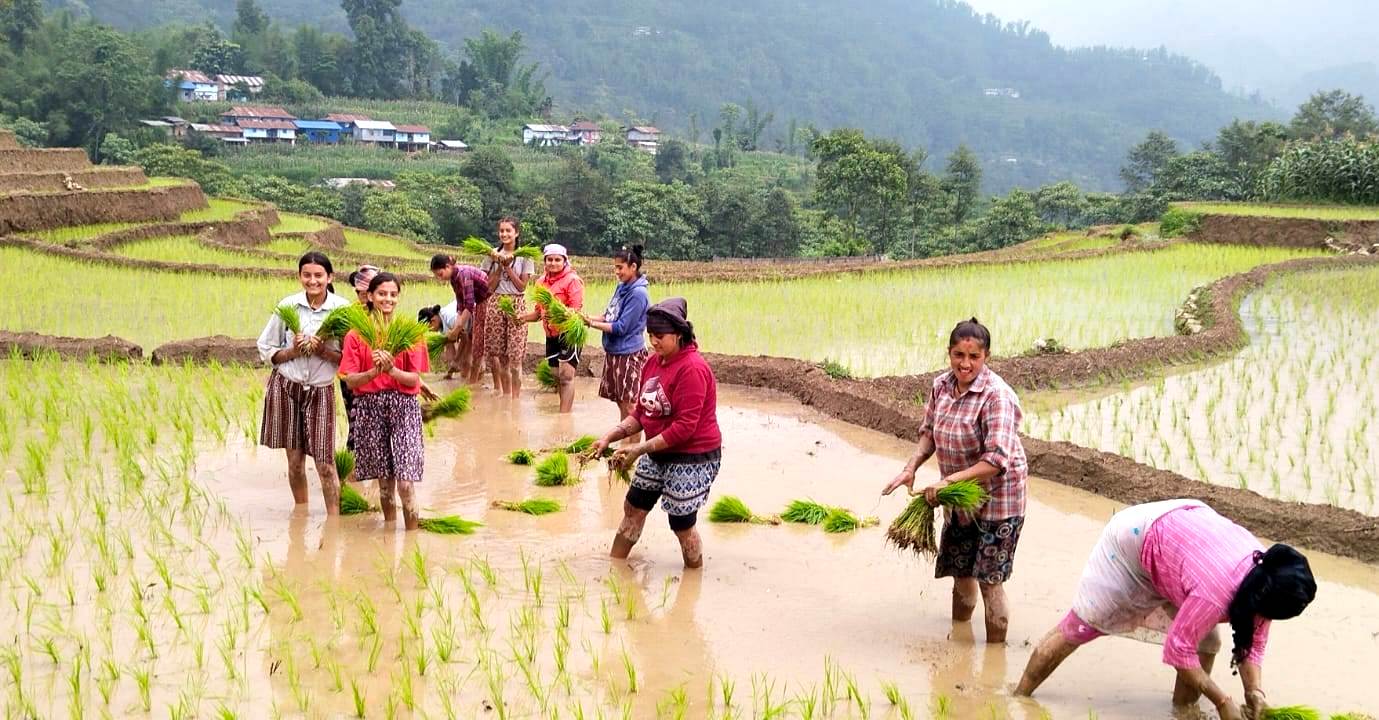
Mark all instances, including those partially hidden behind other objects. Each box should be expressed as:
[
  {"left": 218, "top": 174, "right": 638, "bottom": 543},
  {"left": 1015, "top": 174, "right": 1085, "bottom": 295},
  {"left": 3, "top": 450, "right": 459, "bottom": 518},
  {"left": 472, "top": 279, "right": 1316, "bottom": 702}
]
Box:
[{"left": 593, "top": 297, "right": 721, "bottom": 568}]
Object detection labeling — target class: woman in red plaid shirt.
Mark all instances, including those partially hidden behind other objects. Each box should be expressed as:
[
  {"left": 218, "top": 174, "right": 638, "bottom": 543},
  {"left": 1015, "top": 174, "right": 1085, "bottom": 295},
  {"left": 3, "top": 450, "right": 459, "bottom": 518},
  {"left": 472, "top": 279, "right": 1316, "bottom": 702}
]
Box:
[{"left": 883, "top": 317, "right": 1029, "bottom": 643}]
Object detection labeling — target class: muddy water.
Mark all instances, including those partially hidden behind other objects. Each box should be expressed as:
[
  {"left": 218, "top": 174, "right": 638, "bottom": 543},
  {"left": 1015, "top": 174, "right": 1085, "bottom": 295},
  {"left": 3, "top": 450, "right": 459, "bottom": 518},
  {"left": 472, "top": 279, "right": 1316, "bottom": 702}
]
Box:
[{"left": 196, "top": 378, "right": 1379, "bottom": 719}]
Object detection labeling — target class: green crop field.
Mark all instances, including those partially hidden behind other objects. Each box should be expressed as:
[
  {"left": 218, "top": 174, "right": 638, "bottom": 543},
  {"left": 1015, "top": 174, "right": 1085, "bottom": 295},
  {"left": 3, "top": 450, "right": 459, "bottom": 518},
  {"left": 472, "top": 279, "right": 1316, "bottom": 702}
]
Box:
[{"left": 1174, "top": 201, "right": 1379, "bottom": 220}]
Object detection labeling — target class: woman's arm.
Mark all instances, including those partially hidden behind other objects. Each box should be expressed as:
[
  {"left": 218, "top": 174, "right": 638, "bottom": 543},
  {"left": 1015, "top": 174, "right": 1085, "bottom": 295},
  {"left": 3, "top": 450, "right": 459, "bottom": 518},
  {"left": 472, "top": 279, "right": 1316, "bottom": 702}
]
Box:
[
  {"left": 342, "top": 365, "right": 382, "bottom": 390},
  {"left": 1175, "top": 667, "right": 1239, "bottom": 719},
  {"left": 387, "top": 365, "right": 421, "bottom": 388},
  {"left": 484, "top": 260, "right": 503, "bottom": 293},
  {"left": 1238, "top": 662, "right": 1265, "bottom": 719},
  {"left": 504, "top": 261, "right": 529, "bottom": 292}
]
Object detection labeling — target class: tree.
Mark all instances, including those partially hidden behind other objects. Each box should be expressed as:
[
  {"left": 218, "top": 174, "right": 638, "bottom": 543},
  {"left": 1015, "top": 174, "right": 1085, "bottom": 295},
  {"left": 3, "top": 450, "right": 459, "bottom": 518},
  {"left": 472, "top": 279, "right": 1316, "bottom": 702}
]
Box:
[
  {"left": 260, "top": 77, "right": 325, "bottom": 105},
  {"left": 97, "top": 133, "right": 136, "bottom": 165},
  {"left": 1120, "top": 130, "right": 1179, "bottom": 193},
  {"left": 812, "top": 128, "right": 907, "bottom": 254},
  {"left": 191, "top": 33, "right": 245, "bottom": 75},
  {"left": 459, "top": 147, "right": 516, "bottom": 223},
  {"left": 1153, "top": 151, "right": 1241, "bottom": 201},
  {"left": 960, "top": 189, "right": 1041, "bottom": 252},
  {"left": 941, "top": 144, "right": 982, "bottom": 225},
  {"left": 697, "top": 180, "right": 760, "bottom": 257},
  {"left": 394, "top": 170, "right": 483, "bottom": 243},
  {"left": 757, "top": 188, "right": 803, "bottom": 257},
  {"left": 341, "top": 0, "right": 416, "bottom": 99},
  {"left": 451, "top": 30, "right": 548, "bottom": 118},
  {"left": 293, "top": 26, "right": 345, "bottom": 96},
  {"left": 601, "top": 182, "right": 705, "bottom": 259},
  {"left": 736, "top": 99, "right": 773, "bottom": 151},
  {"left": 0, "top": 113, "right": 46, "bottom": 147},
  {"left": 0, "top": 0, "right": 41, "bottom": 51},
  {"left": 361, "top": 190, "right": 437, "bottom": 241},
  {"left": 132, "top": 144, "right": 240, "bottom": 195},
  {"left": 49, "top": 25, "right": 169, "bottom": 151},
  {"left": 1214, "top": 120, "right": 1287, "bottom": 195},
  {"left": 1032, "top": 181, "right": 1087, "bottom": 227},
  {"left": 233, "top": 0, "right": 270, "bottom": 39},
  {"left": 1289, "top": 90, "right": 1379, "bottom": 141},
  {"left": 545, "top": 155, "right": 613, "bottom": 253},
  {"left": 654, "top": 138, "right": 691, "bottom": 184}
]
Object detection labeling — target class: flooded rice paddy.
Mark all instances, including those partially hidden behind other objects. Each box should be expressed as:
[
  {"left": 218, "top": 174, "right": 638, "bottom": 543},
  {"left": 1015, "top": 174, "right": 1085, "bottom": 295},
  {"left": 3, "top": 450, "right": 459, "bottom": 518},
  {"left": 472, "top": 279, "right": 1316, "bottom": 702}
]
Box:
[{"left": 3, "top": 360, "right": 1376, "bottom": 719}]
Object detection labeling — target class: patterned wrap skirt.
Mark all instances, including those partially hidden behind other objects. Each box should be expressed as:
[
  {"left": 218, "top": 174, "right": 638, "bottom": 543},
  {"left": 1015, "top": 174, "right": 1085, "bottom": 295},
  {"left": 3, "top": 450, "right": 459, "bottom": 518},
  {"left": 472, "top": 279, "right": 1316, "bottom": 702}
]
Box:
[
  {"left": 599, "top": 348, "right": 650, "bottom": 405},
  {"left": 935, "top": 513, "right": 1025, "bottom": 585},
  {"left": 483, "top": 294, "right": 528, "bottom": 361},
  {"left": 629, "top": 449, "right": 722, "bottom": 516},
  {"left": 351, "top": 390, "right": 425, "bottom": 483},
  {"left": 260, "top": 370, "right": 336, "bottom": 461}
]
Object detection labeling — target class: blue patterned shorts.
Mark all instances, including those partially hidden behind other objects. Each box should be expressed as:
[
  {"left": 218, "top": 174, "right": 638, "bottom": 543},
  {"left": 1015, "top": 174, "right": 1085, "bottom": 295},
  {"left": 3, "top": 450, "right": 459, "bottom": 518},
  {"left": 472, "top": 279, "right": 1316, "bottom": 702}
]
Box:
[
  {"left": 935, "top": 514, "right": 1024, "bottom": 585},
  {"left": 628, "top": 449, "right": 722, "bottom": 517}
]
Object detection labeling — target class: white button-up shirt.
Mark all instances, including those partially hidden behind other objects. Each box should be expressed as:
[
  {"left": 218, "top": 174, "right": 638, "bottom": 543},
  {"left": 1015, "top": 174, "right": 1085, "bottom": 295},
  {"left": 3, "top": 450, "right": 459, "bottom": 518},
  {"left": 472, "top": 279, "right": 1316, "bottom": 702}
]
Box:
[{"left": 256, "top": 291, "right": 352, "bottom": 387}]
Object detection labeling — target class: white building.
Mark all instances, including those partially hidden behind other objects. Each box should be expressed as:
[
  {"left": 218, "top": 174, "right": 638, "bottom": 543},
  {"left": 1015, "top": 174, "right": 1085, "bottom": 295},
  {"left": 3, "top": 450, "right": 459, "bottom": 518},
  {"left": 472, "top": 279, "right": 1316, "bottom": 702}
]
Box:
[
  {"left": 353, "top": 120, "right": 398, "bottom": 145},
  {"left": 522, "top": 123, "right": 572, "bottom": 147}
]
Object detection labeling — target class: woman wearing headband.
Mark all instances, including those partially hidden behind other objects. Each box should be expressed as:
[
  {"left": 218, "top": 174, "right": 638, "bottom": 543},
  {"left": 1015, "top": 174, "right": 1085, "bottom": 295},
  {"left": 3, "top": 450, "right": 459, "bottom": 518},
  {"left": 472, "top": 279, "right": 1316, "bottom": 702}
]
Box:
[{"left": 1015, "top": 500, "right": 1316, "bottom": 720}]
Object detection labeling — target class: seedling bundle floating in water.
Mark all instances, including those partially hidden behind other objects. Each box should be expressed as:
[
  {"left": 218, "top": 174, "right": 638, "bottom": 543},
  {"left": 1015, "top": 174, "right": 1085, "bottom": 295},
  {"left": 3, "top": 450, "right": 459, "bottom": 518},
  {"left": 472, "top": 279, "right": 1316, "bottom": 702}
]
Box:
[
  {"left": 708, "top": 496, "right": 780, "bottom": 525},
  {"left": 886, "top": 480, "right": 989, "bottom": 557},
  {"left": 490, "top": 498, "right": 563, "bottom": 515},
  {"left": 417, "top": 515, "right": 483, "bottom": 534},
  {"left": 534, "top": 452, "right": 578, "bottom": 486},
  {"left": 506, "top": 448, "right": 535, "bottom": 465},
  {"left": 821, "top": 508, "right": 879, "bottom": 533},
  {"left": 781, "top": 499, "right": 835, "bottom": 525},
  {"left": 339, "top": 482, "right": 371, "bottom": 515},
  {"left": 530, "top": 285, "right": 587, "bottom": 349}
]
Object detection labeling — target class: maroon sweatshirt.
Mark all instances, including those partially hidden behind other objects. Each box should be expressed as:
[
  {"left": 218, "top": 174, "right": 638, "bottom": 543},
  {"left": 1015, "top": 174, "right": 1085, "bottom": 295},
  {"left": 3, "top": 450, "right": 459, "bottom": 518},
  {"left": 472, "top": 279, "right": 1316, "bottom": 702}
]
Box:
[{"left": 633, "top": 343, "right": 721, "bottom": 456}]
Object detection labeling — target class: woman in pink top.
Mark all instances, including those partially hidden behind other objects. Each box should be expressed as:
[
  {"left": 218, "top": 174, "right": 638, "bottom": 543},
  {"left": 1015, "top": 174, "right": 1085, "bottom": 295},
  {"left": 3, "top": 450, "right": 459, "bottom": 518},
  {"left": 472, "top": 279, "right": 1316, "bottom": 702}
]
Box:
[
  {"left": 1016, "top": 500, "right": 1316, "bottom": 720},
  {"left": 519, "top": 243, "right": 584, "bottom": 413}
]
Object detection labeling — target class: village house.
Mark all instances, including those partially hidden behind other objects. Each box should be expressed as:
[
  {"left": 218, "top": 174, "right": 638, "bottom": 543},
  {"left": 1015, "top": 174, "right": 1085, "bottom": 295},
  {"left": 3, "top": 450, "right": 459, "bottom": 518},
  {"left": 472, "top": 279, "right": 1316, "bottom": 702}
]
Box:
[
  {"left": 238, "top": 119, "right": 296, "bottom": 144},
  {"left": 435, "top": 139, "right": 470, "bottom": 153},
  {"left": 188, "top": 123, "right": 245, "bottom": 144},
  {"left": 215, "top": 74, "right": 266, "bottom": 100},
  {"left": 323, "top": 178, "right": 397, "bottom": 190},
  {"left": 353, "top": 120, "right": 398, "bottom": 145},
  {"left": 325, "top": 114, "right": 373, "bottom": 137},
  {"left": 568, "top": 120, "right": 602, "bottom": 145},
  {"left": 625, "top": 126, "right": 661, "bottom": 154},
  {"left": 393, "top": 125, "right": 431, "bottom": 152},
  {"left": 522, "top": 123, "right": 573, "bottom": 147},
  {"left": 220, "top": 106, "right": 297, "bottom": 125},
  {"left": 294, "top": 119, "right": 345, "bottom": 144},
  {"left": 165, "top": 70, "right": 220, "bottom": 102}
]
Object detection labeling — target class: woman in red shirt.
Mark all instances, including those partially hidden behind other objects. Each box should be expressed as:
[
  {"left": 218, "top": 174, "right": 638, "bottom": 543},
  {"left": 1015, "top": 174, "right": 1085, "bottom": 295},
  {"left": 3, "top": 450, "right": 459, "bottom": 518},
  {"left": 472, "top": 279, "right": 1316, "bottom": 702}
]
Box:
[
  {"left": 519, "top": 244, "right": 584, "bottom": 413},
  {"left": 592, "top": 298, "right": 721, "bottom": 568},
  {"left": 338, "top": 272, "right": 430, "bottom": 530}
]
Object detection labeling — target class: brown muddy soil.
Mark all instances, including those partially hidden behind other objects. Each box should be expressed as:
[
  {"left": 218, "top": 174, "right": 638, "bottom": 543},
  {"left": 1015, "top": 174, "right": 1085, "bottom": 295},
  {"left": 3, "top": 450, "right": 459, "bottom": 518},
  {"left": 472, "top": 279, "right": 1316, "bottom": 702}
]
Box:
[
  {"left": 151, "top": 335, "right": 261, "bottom": 366},
  {"left": 1193, "top": 213, "right": 1379, "bottom": 249},
  {"left": 0, "top": 147, "right": 92, "bottom": 173},
  {"left": 0, "top": 130, "right": 18, "bottom": 149},
  {"left": 0, "top": 184, "right": 207, "bottom": 233},
  {"left": 0, "top": 330, "right": 141, "bottom": 361},
  {"left": 0, "top": 167, "right": 147, "bottom": 193}
]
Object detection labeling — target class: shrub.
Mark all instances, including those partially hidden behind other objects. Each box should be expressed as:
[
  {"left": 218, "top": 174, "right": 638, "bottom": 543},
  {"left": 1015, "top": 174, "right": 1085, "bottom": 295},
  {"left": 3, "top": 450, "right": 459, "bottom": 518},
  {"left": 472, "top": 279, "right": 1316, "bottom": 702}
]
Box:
[{"left": 1159, "top": 208, "right": 1203, "bottom": 238}]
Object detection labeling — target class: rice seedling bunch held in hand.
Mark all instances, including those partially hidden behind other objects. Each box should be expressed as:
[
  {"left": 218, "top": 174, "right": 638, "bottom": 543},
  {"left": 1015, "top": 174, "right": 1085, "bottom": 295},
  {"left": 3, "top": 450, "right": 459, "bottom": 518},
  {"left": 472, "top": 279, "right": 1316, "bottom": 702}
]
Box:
[
  {"left": 491, "top": 498, "right": 562, "bottom": 515},
  {"left": 422, "top": 387, "right": 472, "bottom": 422},
  {"left": 1258, "top": 708, "right": 1320, "bottom": 720},
  {"left": 428, "top": 254, "right": 492, "bottom": 380},
  {"left": 478, "top": 217, "right": 536, "bottom": 398},
  {"left": 534, "top": 359, "right": 557, "bottom": 391},
  {"left": 517, "top": 245, "right": 585, "bottom": 413},
  {"left": 256, "top": 251, "right": 352, "bottom": 513},
  {"left": 1015, "top": 504, "right": 1317, "bottom": 720},
  {"left": 338, "top": 272, "right": 431, "bottom": 530},
  {"left": 585, "top": 244, "right": 652, "bottom": 445},
  {"left": 880, "top": 318, "right": 1028, "bottom": 644},
  {"left": 461, "top": 237, "right": 498, "bottom": 258},
  {"left": 592, "top": 297, "right": 722, "bottom": 568}
]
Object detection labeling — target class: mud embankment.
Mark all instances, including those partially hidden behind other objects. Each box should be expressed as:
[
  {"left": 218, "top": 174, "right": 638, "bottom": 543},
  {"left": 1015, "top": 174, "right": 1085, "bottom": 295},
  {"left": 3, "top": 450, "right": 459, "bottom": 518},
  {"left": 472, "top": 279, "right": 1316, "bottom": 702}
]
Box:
[
  {"left": 0, "top": 167, "right": 148, "bottom": 193},
  {"left": 0, "top": 148, "right": 93, "bottom": 173},
  {"left": 0, "top": 130, "right": 19, "bottom": 149},
  {"left": 151, "top": 335, "right": 262, "bottom": 366},
  {"left": 0, "top": 330, "right": 141, "bottom": 361},
  {"left": 1191, "top": 213, "right": 1379, "bottom": 250},
  {"left": 0, "top": 184, "right": 208, "bottom": 234}
]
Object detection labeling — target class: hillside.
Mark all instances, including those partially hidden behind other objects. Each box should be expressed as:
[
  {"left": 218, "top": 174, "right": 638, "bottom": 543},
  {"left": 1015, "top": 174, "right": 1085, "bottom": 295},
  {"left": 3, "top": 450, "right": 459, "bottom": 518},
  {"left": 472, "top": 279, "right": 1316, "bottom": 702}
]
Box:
[{"left": 59, "top": 0, "right": 1276, "bottom": 192}]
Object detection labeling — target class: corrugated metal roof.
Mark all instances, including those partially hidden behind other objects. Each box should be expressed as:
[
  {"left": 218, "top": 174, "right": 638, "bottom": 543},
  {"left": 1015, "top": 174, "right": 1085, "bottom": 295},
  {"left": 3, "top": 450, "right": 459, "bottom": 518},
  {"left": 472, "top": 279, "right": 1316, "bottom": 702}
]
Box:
[
  {"left": 437, "top": 140, "right": 469, "bottom": 149},
  {"left": 223, "top": 106, "right": 296, "bottom": 120},
  {"left": 569, "top": 121, "right": 600, "bottom": 131},
  {"left": 325, "top": 113, "right": 373, "bottom": 122},
  {"left": 165, "top": 69, "right": 213, "bottom": 84},
  {"left": 238, "top": 119, "right": 297, "bottom": 130},
  {"left": 629, "top": 126, "right": 661, "bottom": 134},
  {"left": 215, "top": 74, "right": 265, "bottom": 87},
  {"left": 394, "top": 125, "right": 430, "bottom": 134},
  {"left": 354, "top": 120, "right": 397, "bottom": 130},
  {"left": 190, "top": 124, "right": 242, "bottom": 134},
  {"left": 294, "top": 120, "right": 344, "bottom": 130},
  {"left": 524, "top": 124, "right": 569, "bottom": 133}
]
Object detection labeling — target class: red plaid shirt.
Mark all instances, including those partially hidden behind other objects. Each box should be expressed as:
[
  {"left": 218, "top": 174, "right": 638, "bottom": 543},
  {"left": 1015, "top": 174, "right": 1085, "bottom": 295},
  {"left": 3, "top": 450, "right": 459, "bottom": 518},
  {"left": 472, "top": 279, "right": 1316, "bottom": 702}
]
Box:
[{"left": 920, "top": 366, "right": 1028, "bottom": 520}]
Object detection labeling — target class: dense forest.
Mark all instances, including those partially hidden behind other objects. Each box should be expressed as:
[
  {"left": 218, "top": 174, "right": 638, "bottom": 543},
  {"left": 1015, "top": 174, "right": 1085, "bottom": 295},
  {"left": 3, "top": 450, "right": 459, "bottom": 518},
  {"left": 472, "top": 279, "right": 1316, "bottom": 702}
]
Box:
[{"left": 54, "top": 0, "right": 1275, "bottom": 193}]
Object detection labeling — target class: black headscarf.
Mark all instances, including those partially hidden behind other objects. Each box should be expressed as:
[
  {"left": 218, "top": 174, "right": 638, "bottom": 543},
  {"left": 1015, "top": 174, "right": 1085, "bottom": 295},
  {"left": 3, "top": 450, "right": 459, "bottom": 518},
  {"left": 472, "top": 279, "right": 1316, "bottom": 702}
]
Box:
[
  {"left": 646, "top": 297, "right": 695, "bottom": 345},
  {"left": 1229, "top": 544, "right": 1316, "bottom": 666}
]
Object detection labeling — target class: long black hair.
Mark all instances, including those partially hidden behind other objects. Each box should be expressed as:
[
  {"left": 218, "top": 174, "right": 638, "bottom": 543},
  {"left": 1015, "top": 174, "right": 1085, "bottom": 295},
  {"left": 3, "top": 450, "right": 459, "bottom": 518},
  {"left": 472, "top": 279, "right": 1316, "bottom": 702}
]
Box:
[
  {"left": 613, "top": 244, "right": 645, "bottom": 276},
  {"left": 1228, "top": 544, "right": 1316, "bottom": 667},
  {"left": 298, "top": 251, "right": 336, "bottom": 295},
  {"left": 365, "top": 272, "right": 402, "bottom": 313}
]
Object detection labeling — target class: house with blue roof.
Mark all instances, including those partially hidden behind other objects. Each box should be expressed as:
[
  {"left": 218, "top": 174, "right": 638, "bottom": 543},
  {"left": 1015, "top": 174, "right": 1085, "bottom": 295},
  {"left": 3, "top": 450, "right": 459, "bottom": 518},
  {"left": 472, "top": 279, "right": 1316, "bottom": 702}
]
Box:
[{"left": 295, "top": 119, "right": 345, "bottom": 144}]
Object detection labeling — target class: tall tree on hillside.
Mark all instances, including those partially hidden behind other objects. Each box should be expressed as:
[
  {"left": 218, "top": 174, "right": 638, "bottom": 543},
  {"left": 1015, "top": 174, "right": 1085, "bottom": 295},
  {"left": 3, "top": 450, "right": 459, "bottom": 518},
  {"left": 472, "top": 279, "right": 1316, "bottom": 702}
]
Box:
[
  {"left": 50, "top": 24, "right": 168, "bottom": 151},
  {"left": 293, "top": 26, "right": 345, "bottom": 96},
  {"left": 191, "top": 30, "right": 245, "bottom": 75},
  {"left": 233, "top": 0, "right": 269, "bottom": 38},
  {"left": 0, "top": 0, "right": 42, "bottom": 51},
  {"left": 1214, "top": 119, "right": 1288, "bottom": 193},
  {"left": 459, "top": 146, "right": 517, "bottom": 223},
  {"left": 812, "top": 128, "right": 907, "bottom": 254},
  {"left": 942, "top": 145, "right": 982, "bottom": 225},
  {"left": 1289, "top": 90, "right": 1379, "bottom": 141},
  {"left": 1120, "top": 131, "right": 1179, "bottom": 193},
  {"left": 450, "top": 30, "right": 548, "bottom": 118},
  {"left": 341, "top": 0, "right": 415, "bottom": 98}
]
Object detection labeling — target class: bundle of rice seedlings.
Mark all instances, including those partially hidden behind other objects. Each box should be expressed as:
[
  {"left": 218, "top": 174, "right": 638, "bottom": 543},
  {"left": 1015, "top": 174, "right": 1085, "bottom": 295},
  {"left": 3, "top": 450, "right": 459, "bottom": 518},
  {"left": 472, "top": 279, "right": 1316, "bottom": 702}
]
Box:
[
  {"left": 564, "top": 435, "right": 597, "bottom": 455},
  {"left": 506, "top": 448, "right": 535, "bottom": 465},
  {"left": 780, "top": 499, "right": 833, "bottom": 525},
  {"left": 1260, "top": 708, "right": 1321, "bottom": 720},
  {"left": 422, "top": 387, "right": 472, "bottom": 422},
  {"left": 497, "top": 296, "right": 517, "bottom": 317},
  {"left": 707, "top": 496, "right": 779, "bottom": 525},
  {"left": 274, "top": 304, "right": 303, "bottom": 334},
  {"left": 607, "top": 460, "right": 631, "bottom": 484},
  {"left": 530, "top": 286, "right": 587, "bottom": 348},
  {"left": 339, "top": 483, "right": 371, "bottom": 515},
  {"left": 316, "top": 304, "right": 369, "bottom": 341},
  {"left": 461, "top": 237, "right": 496, "bottom": 257},
  {"left": 534, "top": 359, "right": 557, "bottom": 390},
  {"left": 886, "top": 480, "right": 989, "bottom": 557},
  {"left": 534, "top": 452, "right": 578, "bottom": 486},
  {"left": 377, "top": 317, "right": 429, "bottom": 355},
  {"left": 417, "top": 515, "right": 483, "bottom": 534},
  {"left": 821, "top": 509, "right": 879, "bottom": 534},
  {"left": 334, "top": 448, "right": 356, "bottom": 482},
  {"left": 490, "top": 498, "right": 563, "bottom": 515},
  {"left": 426, "top": 332, "right": 448, "bottom": 364},
  {"left": 513, "top": 245, "right": 542, "bottom": 261}
]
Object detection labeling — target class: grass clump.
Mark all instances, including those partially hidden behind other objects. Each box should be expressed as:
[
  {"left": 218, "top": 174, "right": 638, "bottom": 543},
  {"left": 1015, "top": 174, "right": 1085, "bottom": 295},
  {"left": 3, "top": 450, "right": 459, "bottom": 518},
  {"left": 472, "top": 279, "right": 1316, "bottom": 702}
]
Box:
[
  {"left": 534, "top": 452, "right": 577, "bottom": 486},
  {"left": 417, "top": 515, "right": 483, "bottom": 534},
  {"left": 422, "top": 387, "right": 471, "bottom": 422},
  {"left": 781, "top": 499, "right": 833, "bottom": 525},
  {"left": 821, "top": 508, "right": 877, "bottom": 533},
  {"left": 273, "top": 304, "right": 303, "bottom": 334},
  {"left": 506, "top": 448, "right": 535, "bottom": 465},
  {"left": 886, "top": 480, "right": 988, "bottom": 557},
  {"left": 339, "top": 483, "right": 371, "bottom": 515},
  {"left": 534, "top": 359, "right": 557, "bottom": 391},
  {"left": 491, "top": 498, "right": 563, "bottom": 515},
  {"left": 821, "top": 359, "right": 852, "bottom": 380},
  {"left": 707, "top": 496, "right": 779, "bottom": 525}
]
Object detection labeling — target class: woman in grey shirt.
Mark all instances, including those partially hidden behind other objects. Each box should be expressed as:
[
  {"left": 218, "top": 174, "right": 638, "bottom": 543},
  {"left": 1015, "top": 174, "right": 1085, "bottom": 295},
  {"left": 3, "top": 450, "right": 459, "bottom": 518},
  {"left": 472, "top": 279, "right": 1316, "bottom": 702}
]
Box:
[{"left": 479, "top": 216, "right": 536, "bottom": 397}]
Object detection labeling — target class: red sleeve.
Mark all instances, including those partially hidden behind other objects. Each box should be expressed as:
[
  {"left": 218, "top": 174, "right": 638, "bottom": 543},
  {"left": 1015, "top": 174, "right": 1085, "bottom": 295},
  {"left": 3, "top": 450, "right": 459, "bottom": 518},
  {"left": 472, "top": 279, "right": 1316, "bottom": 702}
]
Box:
[
  {"left": 338, "top": 331, "right": 367, "bottom": 375},
  {"left": 657, "top": 364, "right": 710, "bottom": 450},
  {"left": 565, "top": 276, "right": 584, "bottom": 311}
]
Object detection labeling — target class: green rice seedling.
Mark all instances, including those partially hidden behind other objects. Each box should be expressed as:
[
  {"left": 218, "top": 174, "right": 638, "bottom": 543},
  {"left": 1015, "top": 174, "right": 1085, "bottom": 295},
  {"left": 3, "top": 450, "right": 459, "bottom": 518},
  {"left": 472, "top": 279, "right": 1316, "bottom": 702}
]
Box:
[
  {"left": 492, "top": 498, "right": 564, "bottom": 517},
  {"left": 514, "top": 245, "right": 542, "bottom": 261},
  {"left": 498, "top": 296, "right": 517, "bottom": 317},
  {"left": 600, "top": 599, "right": 612, "bottom": 634},
  {"left": 132, "top": 663, "right": 153, "bottom": 711},
  {"left": 880, "top": 680, "right": 901, "bottom": 705},
  {"left": 408, "top": 545, "right": 430, "bottom": 588},
  {"left": 621, "top": 648, "right": 638, "bottom": 693},
  {"left": 507, "top": 448, "right": 536, "bottom": 464},
  {"left": 327, "top": 657, "right": 345, "bottom": 692},
  {"left": 378, "top": 317, "right": 429, "bottom": 355},
  {"left": 535, "top": 359, "right": 558, "bottom": 391},
  {"left": 426, "top": 332, "right": 448, "bottom": 364},
  {"left": 316, "top": 303, "right": 366, "bottom": 341},
  {"left": 530, "top": 285, "right": 587, "bottom": 347},
  {"left": 462, "top": 237, "right": 497, "bottom": 257},
  {"left": 422, "top": 387, "right": 472, "bottom": 422},
  {"left": 535, "top": 452, "right": 578, "bottom": 486},
  {"left": 340, "top": 482, "right": 371, "bottom": 514},
  {"left": 708, "top": 495, "right": 779, "bottom": 524},
  {"left": 932, "top": 693, "right": 952, "bottom": 719},
  {"left": 417, "top": 515, "right": 483, "bottom": 534},
  {"left": 273, "top": 304, "right": 303, "bottom": 334},
  {"left": 780, "top": 499, "right": 833, "bottom": 525},
  {"left": 1260, "top": 708, "right": 1321, "bottom": 720},
  {"left": 821, "top": 508, "right": 878, "bottom": 533},
  {"left": 367, "top": 634, "right": 383, "bottom": 672},
  {"left": 886, "top": 480, "right": 989, "bottom": 557},
  {"left": 563, "top": 435, "right": 598, "bottom": 455}
]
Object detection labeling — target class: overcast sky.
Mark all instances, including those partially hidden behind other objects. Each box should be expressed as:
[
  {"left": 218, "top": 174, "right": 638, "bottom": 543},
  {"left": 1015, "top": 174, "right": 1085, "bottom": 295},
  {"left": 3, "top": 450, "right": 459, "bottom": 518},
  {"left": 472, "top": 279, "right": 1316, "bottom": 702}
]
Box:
[{"left": 961, "top": 0, "right": 1379, "bottom": 105}]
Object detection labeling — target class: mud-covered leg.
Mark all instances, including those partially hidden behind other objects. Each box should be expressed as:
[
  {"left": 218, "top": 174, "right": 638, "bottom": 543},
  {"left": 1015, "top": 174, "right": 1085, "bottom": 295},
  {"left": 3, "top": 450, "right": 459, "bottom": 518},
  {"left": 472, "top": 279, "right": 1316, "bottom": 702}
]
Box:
[
  {"left": 610, "top": 501, "right": 648, "bottom": 558},
  {"left": 1015, "top": 628, "right": 1081, "bottom": 696},
  {"left": 397, "top": 480, "right": 419, "bottom": 531}
]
